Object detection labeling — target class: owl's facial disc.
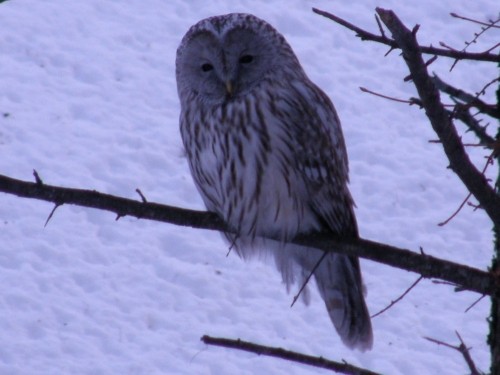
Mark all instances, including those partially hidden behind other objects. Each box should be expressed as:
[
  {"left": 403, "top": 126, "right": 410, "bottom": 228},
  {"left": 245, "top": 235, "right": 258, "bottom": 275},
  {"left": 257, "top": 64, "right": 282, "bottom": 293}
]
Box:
[{"left": 176, "top": 28, "right": 277, "bottom": 104}]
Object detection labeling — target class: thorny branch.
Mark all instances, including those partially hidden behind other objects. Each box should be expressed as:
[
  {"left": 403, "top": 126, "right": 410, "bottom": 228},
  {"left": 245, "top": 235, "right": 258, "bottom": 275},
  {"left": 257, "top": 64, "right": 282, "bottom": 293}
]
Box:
[
  {"left": 200, "top": 335, "right": 382, "bottom": 375},
  {"left": 372, "top": 7, "right": 500, "bottom": 227},
  {"left": 0, "top": 173, "right": 494, "bottom": 296},
  {"left": 442, "top": 12, "right": 500, "bottom": 71},
  {"left": 432, "top": 74, "right": 500, "bottom": 119},
  {"left": 452, "top": 105, "right": 496, "bottom": 147},
  {"left": 312, "top": 8, "right": 500, "bottom": 63},
  {"left": 315, "top": 8, "right": 497, "bottom": 371}
]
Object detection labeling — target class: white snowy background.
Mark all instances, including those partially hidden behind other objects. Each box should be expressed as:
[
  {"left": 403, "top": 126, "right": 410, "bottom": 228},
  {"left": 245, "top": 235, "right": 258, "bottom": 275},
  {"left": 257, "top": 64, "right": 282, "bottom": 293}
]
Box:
[{"left": 0, "top": 0, "right": 498, "bottom": 374}]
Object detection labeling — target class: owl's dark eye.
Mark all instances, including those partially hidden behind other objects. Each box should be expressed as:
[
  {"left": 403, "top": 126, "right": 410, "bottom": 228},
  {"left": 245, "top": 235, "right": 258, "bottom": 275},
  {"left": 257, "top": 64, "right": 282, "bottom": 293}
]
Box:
[
  {"left": 201, "top": 63, "right": 214, "bottom": 72},
  {"left": 239, "top": 55, "right": 254, "bottom": 64}
]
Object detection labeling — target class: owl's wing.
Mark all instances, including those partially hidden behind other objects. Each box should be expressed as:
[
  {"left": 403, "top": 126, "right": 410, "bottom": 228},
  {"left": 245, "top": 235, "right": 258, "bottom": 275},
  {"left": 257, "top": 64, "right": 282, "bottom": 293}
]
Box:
[
  {"left": 280, "top": 80, "right": 372, "bottom": 350},
  {"left": 283, "top": 79, "right": 358, "bottom": 237}
]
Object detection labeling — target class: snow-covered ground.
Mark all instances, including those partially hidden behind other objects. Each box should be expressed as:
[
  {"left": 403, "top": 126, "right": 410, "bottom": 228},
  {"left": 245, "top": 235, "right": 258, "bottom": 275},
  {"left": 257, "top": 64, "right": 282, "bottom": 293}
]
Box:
[{"left": 0, "top": 1, "right": 498, "bottom": 374}]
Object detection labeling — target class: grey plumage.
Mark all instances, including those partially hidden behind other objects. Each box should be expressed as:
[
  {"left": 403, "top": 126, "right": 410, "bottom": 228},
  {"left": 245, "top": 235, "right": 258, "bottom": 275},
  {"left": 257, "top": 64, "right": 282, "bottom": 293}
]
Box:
[{"left": 176, "top": 13, "right": 373, "bottom": 351}]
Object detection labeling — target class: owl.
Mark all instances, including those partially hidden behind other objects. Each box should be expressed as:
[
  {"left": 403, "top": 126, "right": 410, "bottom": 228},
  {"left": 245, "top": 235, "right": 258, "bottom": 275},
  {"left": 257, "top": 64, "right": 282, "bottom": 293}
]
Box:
[{"left": 176, "top": 13, "right": 373, "bottom": 351}]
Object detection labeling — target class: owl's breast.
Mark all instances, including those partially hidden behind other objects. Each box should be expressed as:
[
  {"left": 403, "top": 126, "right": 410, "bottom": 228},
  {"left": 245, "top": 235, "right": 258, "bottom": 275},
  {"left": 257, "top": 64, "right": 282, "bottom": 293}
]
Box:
[
  {"left": 181, "top": 96, "right": 322, "bottom": 241},
  {"left": 217, "top": 119, "right": 320, "bottom": 240}
]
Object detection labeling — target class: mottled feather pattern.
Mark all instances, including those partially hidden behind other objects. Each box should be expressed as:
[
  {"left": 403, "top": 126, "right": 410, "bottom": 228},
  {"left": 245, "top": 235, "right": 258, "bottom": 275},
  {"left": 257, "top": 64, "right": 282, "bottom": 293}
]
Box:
[{"left": 176, "top": 13, "right": 372, "bottom": 350}]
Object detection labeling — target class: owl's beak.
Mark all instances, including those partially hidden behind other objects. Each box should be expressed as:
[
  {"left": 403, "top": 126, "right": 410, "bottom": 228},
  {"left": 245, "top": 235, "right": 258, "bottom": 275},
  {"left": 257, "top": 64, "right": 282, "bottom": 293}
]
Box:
[{"left": 225, "top": 80, "right": 233, "bottom": 96}]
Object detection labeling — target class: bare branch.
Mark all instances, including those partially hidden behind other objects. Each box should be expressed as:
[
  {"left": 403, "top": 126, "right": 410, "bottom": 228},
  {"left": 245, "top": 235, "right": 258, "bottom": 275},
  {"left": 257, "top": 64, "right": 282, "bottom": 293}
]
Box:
[
  {"left": 0, "top": 173, "right": 494, "bottom": 295},
  {"left": 359, "top": 86, "right": 422, "bottom": 106},
  {"left": 374, "top": 7, "right": 500, "bottom": 227},
  {"left": 478, "top": 76, "right": 500, "bottom": 97},
  {"left": 312, "top": 8, "right": 500, "bottom": 63},
  {"left": 424, "top": 332, "right": 482, "bottom": 375},
  {"left": 200, "top": 335, "right": 382, "bottom": 375},
  {"left": 438, "top": 191, "right": 473, "bottom": 226}
]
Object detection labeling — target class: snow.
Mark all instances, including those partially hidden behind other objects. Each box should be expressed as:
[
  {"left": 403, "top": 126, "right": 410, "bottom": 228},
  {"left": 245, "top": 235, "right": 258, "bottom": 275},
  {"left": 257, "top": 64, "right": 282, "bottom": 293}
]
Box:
[{"left": 0, "top": 0, "right": 497, "bottom": 374}]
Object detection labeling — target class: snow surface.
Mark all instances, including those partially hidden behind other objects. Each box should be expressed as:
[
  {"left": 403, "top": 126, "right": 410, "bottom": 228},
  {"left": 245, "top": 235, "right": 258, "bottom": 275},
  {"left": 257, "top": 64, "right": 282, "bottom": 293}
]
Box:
[{"left": 0, "top": 1, "right": 498, "bottom": 374}]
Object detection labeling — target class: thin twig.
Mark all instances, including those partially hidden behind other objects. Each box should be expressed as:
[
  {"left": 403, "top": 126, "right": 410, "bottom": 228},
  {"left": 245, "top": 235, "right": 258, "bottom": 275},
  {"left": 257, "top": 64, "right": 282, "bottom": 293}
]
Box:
[
  {"left": 450, "top": 12, "right": 500, "bottom": 28},
  {"left": 438, "top": 191, "right": 473, "bottom": 226},
  {"left": 291, "top": 251, "right": 328, "bottom": 307},
  {"left": 477, "top": 76, "right": 500, "bottom": 97},
  {"left": 465, "top": 294, "right": 487, "bottom": 313},
  {"left": 438, "top": 152, "right": 495, "bottom": 226},
  {"left": 359, "top": 87, "right": 422, "bottom": 106},
  {"left": 200, "top": 335, "right": 382, "bottom": 375},
  {"left": 424, "top": 335, "right": 456, "bottom": 349},
  {"left": 432, "top": 279, "right": 462, "bottom": 289},
  {"left": 484, "top": 42, "right": 500, "bottom": 54},
  {"left": 371, "top": 276, "right": 423, "bottom": 318},
  {"left": 360, "top": 86, "right": 459, "bottom": 109},
  {"left": 429, "top": 140, "right": 488, "bottom": 148}
]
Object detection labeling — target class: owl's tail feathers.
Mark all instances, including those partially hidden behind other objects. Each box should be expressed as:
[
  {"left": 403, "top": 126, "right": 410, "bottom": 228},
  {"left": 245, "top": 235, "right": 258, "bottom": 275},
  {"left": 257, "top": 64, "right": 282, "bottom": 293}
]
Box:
[{"left": 314, "top": 254, "right": 373, "bottom": 351}]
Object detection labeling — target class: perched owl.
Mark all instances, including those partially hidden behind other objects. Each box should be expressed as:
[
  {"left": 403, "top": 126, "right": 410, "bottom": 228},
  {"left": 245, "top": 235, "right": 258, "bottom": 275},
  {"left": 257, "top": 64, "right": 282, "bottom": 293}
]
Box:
[{"left": 176, "top": 13, "right": 373, "bottom": 351}]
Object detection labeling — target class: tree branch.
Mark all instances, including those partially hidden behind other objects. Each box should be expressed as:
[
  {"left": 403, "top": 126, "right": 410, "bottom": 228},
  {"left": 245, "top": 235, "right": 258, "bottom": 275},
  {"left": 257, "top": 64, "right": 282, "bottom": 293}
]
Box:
[
  {"left": 373, "top": 8, "right": 500, "bottom": 228},
  {"left": 200, "top": 335, "right": 382, "bottom": 375},
  {"left": 432, "top": 74, "right": 500, "bottom": 119},
  {"left": 0, "top": 173, "right": 494, "bottom": 295},
  {"left": 312, "top": 8, "right": 500, "bottom": 63}
]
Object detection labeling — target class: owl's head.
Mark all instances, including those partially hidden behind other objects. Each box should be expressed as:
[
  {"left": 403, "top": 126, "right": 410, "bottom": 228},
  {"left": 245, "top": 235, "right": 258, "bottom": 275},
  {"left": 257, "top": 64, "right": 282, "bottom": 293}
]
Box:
[{"left": 176, "top": 13, "right": 303, "bottom": 105}]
